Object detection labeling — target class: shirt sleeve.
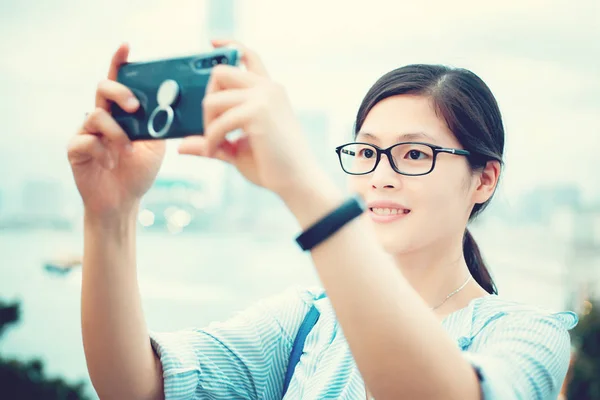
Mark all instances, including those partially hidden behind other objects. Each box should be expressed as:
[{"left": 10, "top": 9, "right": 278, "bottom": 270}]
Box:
[
  {"left": 148, "top": 286, "right": 320, "bottom": 400},
  {"left": 463, "top": 310, "right": 577, "bottom": 400}
]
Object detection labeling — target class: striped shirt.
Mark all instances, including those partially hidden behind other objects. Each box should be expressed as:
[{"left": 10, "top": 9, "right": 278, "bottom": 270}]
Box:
[{"left": 149, "top": 285, "right": 578, "bottom": 399}]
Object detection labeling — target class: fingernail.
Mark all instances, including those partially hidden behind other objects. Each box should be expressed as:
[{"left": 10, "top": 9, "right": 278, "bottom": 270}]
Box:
[{"left": 126, "top": 97, "right": 139, "bottom": 109}]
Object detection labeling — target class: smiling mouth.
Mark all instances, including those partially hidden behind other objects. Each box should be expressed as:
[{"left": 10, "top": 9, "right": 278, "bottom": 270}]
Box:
[{"left": 370, "top": 208, "right": 411, "bottom": 215}]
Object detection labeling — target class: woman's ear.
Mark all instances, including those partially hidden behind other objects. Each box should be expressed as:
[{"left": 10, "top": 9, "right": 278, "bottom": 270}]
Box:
[{"left": 472, "top": 160, "right": 501, "bottom": 204}]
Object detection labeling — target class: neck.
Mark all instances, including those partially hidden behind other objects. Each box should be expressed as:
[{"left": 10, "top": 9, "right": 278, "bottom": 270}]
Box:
[{"left": 393, "top": 237, "right": 475, "bottom": 311}]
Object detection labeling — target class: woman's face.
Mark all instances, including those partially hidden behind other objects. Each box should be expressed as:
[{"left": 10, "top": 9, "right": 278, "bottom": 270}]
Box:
[{"left": 348, "top": 94, "right": 486, "bottom": 255}]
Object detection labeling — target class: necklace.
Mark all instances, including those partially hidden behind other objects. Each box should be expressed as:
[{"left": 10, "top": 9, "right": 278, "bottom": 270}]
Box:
[
  {"left": 364, "top": 274, "right": 473, "bottom": 399},
  {"left": 430, "top": 274, "right": 472, "bottom": 311}
]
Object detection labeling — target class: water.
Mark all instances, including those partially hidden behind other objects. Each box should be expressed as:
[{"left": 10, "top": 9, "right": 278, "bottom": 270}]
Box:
[
  {"left": 0, "top": 229, "right": 320, "bottom": 398},
  {"left": 0, "top": 222, "right": 577, "bottom": 398}
]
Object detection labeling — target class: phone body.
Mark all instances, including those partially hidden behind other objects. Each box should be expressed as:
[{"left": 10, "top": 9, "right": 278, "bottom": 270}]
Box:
[{"left": 111, "top": 48, "right": 240, "bottom": 140}]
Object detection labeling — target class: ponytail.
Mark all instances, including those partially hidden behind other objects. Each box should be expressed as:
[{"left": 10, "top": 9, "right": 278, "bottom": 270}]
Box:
[{"left": 463, "top": 229, "right": 497, "bottom": 295}]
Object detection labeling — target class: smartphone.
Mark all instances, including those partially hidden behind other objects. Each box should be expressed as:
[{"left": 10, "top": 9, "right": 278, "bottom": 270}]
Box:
[{"left": 111, "top": 47, "right": 240, "bottom": 140}]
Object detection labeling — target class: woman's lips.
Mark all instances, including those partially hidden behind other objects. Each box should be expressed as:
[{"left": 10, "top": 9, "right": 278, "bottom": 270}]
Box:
[{"left": 367, "top": 204, "right": 411, "bottom": 223}]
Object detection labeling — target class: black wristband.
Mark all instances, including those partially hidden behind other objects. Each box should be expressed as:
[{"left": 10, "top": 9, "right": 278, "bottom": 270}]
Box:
[{"left": 295, "top": 195, "right": 366, "bottom": 251}]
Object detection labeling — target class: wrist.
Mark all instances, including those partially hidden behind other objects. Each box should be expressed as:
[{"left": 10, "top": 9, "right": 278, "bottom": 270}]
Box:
[
  {"left": 84, "top": 203, "right": 140, "bottom": 234},
  {"left": 281, "top": 170, "right": 346, "bottom": 230}
]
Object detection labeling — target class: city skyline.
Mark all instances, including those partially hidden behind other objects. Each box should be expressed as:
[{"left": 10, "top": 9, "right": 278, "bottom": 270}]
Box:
[{"left": 0, "top": 0, "right": 598, "bottom": 208}]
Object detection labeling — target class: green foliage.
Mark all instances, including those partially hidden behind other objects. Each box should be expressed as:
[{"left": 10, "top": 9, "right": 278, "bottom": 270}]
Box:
[
  {"left": 0, "top": 299, "right": 92, "bottom": 400},
  {"left": 567, "top": 300, "right": 600, "bottom": 400}
]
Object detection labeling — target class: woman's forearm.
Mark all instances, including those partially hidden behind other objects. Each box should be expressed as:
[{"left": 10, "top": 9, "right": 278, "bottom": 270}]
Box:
[
  {"left": 283, "top": 174, "right": 481, "bottom": 400},
  {"left": 81, "top": 208, "right": 164, "bottom": 400}
]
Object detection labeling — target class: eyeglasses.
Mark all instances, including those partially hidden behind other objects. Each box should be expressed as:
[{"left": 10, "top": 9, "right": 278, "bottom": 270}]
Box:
[{"left": 335, "top": 142, "right": 471, "bottom": 176}]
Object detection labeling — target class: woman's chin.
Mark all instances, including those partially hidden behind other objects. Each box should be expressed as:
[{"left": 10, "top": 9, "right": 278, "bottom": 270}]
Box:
[{"left": 374, "top": 230, "right": 414, "bottom": 254}]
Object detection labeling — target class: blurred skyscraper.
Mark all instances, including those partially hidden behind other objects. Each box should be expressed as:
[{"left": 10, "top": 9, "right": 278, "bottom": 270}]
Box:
[
  {"left": 205, "top": 0, "right": 249, "bottom": 227},
  {"left": 21, "top": 180, "right": 64, "bottom": 218},
  {"left": 203, "top": 0, "right": 342, "bottom": 233},
  {"left": 206, "top": 0, "right": 237, "bottom": 38},
  {"left": 0, "top": 180, "right": 73, "bottom": 229},
  {"left": 297, "top": 109, "right": 339, "bottom": 180}
]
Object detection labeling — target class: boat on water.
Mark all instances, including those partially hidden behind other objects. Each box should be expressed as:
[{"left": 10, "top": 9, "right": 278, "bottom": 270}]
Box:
[{"left": 44, "top": 254, "right": 81, "bottom": 275}]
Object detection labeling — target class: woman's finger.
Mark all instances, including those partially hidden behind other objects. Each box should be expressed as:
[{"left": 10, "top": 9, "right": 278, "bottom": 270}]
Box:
[
  {"left": 83, "top": 107, "right": 133, "bottom": 151},
  {"left": 67, "top": 133, "right": 113, "bottom": 169},
  {"left": 204, "top": 103, "right": 254, "bottom": 157},
  {"left": 206, "top": 64, "right": 261, "bottom": 95},
  {"left": 96, "top": 79, "right": 140, "bottom": 113},
  {"left": 177, "top": 136, "right": 208, "bottom": 156},
  {"left": 107, "top": 43, "right": 130, "bottom": 80},
  {"left": 96, "top": 43, "right": 130, "bottom": 110},
  {"left": 211, "top": 39, "right": 269, "bottom": 77},
  {"left": 203, "top": 89, "right": 249, "bottom": 130}
]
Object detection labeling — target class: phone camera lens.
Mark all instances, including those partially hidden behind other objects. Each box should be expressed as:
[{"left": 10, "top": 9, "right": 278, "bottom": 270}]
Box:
[
  {"left": 194, "top": 59, "right": 204, "bottom": 69},
  {"left": 193, "top": 55, "right": 229, "bottom": 71}
]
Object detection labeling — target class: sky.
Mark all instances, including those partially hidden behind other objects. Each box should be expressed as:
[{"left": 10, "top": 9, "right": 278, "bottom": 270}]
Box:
[{"left": 0, "top": 0, "right": 598, "bottom": 204}]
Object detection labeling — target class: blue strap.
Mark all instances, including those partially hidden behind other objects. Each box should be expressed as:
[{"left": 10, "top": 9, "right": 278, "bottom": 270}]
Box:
[{"left": 281, "top": 292, "right": 326, "bottom": 397}]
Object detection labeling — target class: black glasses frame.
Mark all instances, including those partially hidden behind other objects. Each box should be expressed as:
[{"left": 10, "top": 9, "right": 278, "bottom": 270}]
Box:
[{"left": 335, "top": 141, "right": 471, "bottom": 176}]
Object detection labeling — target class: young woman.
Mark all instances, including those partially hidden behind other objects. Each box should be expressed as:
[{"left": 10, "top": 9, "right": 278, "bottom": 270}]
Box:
[{"left": 68, "top": 40, "right": 577, "bottom": 400}]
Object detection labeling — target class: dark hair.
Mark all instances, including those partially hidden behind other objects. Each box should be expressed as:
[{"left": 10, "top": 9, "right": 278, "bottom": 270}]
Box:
[{"left": 354, "top": 64, "right": 504, "bottom": 295}]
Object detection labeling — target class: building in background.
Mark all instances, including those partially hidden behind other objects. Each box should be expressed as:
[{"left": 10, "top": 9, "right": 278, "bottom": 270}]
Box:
[
  {"left": 0, "top": 180, "right": 72, "bottom": 230},
  {"left": 565, "top": 204, "right": 600, "bottom": 313},
  {"left": 206, "top": 0, "right": 238, "bottom": 39},
  {"left": 201, "top": 0, "right": 339, "bottom": 235},
  {"left": 298, "top": 109, "right": 338, "bottom": 178},
  {"left": 139, "top": 178, "right": 213, "bottom": 233},
  {"left": 517, "top": 184, "right": 582, "bottom": 225}
]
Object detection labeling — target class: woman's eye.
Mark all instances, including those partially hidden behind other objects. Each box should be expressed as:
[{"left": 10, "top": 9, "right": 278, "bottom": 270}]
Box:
[
  {"left": 360, "top": 148, "right": 375, "bottom": 158},
  {"left": 407, "top": 150, "right": 425, "bottom": 160}
]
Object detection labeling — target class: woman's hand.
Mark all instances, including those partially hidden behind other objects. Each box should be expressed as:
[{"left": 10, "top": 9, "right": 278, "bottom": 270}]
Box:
[
  {"left": 178, "top": 40, "right": 323, "bottom": 203},
  {"left": 67, "top": 43, "right": 166, "bottom": 218}
]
